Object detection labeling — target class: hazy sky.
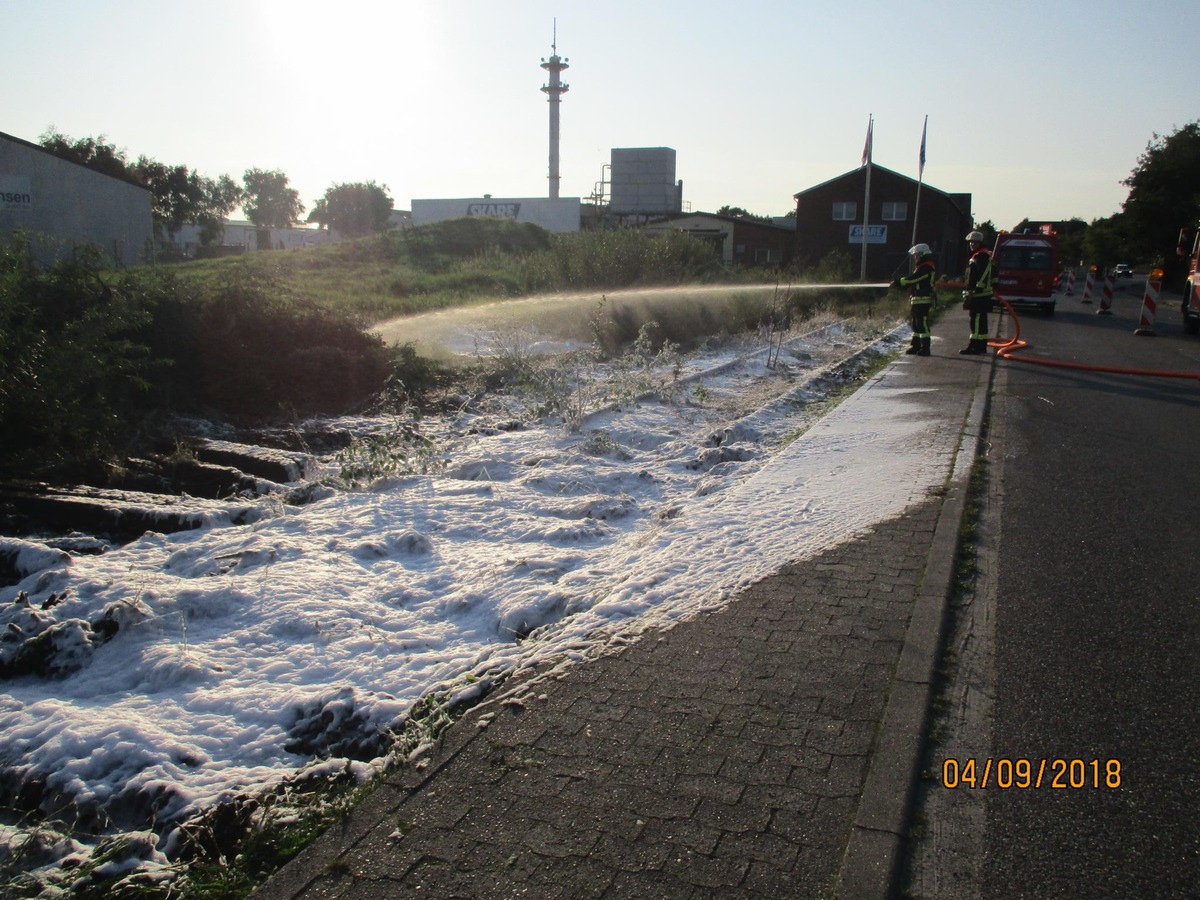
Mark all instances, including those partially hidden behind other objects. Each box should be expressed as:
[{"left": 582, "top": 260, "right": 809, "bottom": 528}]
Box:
[{"left": 5, "top": 0, "right": 1197, "bottom": 230}]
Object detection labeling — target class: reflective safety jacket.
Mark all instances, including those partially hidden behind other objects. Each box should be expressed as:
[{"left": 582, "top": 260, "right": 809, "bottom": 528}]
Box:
[
  {"left": 899, "top": 257, "right": 937, "bottom": 302},
  {"left": 965, "top": 247, "right": 993, "bottom": 299}
]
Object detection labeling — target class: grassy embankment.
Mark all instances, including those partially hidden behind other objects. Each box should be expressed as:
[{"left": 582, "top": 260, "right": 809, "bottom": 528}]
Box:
[{"left": 0, "top": 218, "right": 896, "bottom": 481}]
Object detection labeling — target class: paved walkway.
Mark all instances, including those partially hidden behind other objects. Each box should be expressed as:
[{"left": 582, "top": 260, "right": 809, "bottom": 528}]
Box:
[{"left": 258, "top": 338, "right": 993, "bottom": 899}]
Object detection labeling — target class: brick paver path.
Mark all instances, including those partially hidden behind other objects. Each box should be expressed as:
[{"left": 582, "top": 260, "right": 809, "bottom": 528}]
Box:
[{"left": 271, "top": 495, "right": 941, "bottom": 899}]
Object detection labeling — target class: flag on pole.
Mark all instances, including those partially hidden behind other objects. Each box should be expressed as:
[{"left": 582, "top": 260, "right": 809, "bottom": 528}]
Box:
[
  {"left": 918, "top": 116, "right": 927, "bottom": 177},
  {"left": 861, "top": 116, "right": 874, "bottom": 168}
]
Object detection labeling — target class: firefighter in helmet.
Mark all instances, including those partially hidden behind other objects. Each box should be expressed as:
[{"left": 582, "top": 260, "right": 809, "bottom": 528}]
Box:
[
  {"left": 891, "top": 243, "right": 936, "bottom": 356},
  {"left": 960, "top": 230, "right": 993, "bottom": 355}
]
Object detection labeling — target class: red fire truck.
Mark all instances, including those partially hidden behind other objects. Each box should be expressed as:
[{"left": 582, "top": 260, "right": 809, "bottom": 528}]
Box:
[
  {"left": 991, "top": 230, "right": 1060, "bottom": 316},
  {"left": 1178, "top": 224, "right": 1200, "bottom": 335}
]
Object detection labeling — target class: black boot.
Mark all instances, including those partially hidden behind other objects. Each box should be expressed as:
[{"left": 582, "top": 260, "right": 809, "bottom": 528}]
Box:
[
  {"left": 905, "top": 338, "right": 920, "bottom": 355},
  {"left": 917, "top": 338, "right": 931, "bottom": 356}
]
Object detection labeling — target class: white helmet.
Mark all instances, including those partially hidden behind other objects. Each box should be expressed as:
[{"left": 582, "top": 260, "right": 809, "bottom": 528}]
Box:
[
  {"left": 966, "top": 230, "right": 984, "bottom": 244},
  {"left": 909, "top": 243, "right": 931, "bottom": 257}
]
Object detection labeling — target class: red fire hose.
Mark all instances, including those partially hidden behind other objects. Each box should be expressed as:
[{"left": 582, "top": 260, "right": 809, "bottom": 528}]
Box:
[{"left": 989, "top": 298, "right": 1200, "bottom": 380}]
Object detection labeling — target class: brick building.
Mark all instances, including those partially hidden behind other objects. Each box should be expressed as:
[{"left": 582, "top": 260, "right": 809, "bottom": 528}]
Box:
[{"left": 792, "top": 164, "right": 972, "bottom": 281}]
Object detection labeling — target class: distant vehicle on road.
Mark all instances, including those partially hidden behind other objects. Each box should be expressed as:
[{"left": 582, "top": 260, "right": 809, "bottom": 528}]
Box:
[{"left": 1111, "top": 263, "right": 1133, "bottom": 278}]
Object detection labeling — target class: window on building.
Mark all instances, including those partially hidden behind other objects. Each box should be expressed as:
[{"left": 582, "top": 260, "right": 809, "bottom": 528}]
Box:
[
  {"left": 755, "top": 248, "right": 780, "bottom": 264},
  {"left": 882, "top": 202, "right": 908, "bottom": 221},
  {"left": 832, "top": 202, "right": 857, "bottom": 221}
]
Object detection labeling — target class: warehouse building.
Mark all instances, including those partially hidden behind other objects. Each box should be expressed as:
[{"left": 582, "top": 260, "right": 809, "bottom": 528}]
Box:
[{"left": 0, "top": 130, "right": 153, "bottom": 267}]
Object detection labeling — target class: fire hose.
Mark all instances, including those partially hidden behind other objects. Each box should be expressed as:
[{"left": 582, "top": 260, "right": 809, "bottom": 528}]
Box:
[{"left": 989, "top": 298, "right": 1200, "bottom": 381}]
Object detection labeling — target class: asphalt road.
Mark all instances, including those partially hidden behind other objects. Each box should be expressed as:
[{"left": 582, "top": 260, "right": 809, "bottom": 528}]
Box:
[{"left": 983, "top": 282, "right": 1200, "bottom": 897}]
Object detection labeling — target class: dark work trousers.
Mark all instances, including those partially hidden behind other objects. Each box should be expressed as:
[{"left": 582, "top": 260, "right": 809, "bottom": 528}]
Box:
[
  {"left": 909, "top": 300, "right": 932, "bottom": 353},
  {"left": 968, "top": 296, "right": 990, "bottom": 343}
]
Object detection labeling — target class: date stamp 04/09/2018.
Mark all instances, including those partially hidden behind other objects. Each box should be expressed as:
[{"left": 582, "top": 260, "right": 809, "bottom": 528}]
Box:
[{"left": 940, "top": 758, "right": 1122, "bottom": 790}]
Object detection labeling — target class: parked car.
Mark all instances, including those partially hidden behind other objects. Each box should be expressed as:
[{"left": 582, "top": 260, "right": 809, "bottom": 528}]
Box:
[{"left": 1112, "top": 263, "right": 1133, "bottom": 278}]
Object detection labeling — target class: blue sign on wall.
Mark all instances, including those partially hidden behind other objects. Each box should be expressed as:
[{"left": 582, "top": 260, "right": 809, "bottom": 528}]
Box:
[{"left": 848, "top": 224, "right": 887, "bottom": 244}]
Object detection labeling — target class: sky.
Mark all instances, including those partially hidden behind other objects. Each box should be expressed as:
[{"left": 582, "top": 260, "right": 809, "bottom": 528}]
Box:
[
  {"left": 3, "top": 1, "right": 1198, "bottom": 231},
  {"left": 0, "top": 312, "right": 966, "bottom": 888}
]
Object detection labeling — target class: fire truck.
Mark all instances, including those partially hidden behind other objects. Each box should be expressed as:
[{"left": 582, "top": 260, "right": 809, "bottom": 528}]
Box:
[
  {"left": 1179, "top": 224, "right": 1200, "bottom": 335},
  {"left": 991, "top": 230, "right": 1060, "bottom": 316}
]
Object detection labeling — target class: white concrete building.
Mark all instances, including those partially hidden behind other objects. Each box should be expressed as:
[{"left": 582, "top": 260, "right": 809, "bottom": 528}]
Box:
[
  {"left": 0, "top": 130, "right": 153, "bottom": 267},
  {"left": 411, "top": 196, "right": 581, "bottom": 233}
]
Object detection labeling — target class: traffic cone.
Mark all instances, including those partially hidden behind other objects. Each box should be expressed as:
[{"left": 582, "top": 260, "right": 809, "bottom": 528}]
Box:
[
  {"left": 1081, "top": 268, "right": 1096, "bottom": 304},
  {"left": 1135, "top": 268, "right": 1163, "bottom": 336},
  {"left": 1097, "top": 275, "right": 1114, "bottom": 315},
  {"left": 1065, "top": 269, "right": 1076, "bottom": 296}
]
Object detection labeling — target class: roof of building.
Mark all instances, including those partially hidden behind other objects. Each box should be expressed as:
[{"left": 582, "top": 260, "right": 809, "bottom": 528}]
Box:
[
  {"left": 648, "top": 211, "right": 796, "bottom": 233},
  {"left": 793, "top": 163, "right": 961, "bottom": 203},
  {"left": 0, "top": 130, "right": 152, "bottom": 193}
]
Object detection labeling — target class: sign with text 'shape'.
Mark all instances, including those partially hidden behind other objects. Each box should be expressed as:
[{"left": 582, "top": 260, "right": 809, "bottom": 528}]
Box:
[{"left": 849, "top": 224, "right": 887, "bottom": 244}]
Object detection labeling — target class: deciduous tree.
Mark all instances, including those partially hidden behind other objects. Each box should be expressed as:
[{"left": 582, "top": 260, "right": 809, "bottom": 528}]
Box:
[
  {"left": 1120, "top": 121, "right": 1200, "bottom": 284},
  {"left": 242, "top": 168, "right": 304, "bottom": 230},
  {"left": 307, "top": 181, "right": 394, "bottom": 237}
]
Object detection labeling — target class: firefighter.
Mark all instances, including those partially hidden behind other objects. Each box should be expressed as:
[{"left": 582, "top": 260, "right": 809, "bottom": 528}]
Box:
[
  {"left": 960, "top": 230, "right": 993, "bottom": 355},
  {"left": 891, "top": 243, "right": 936, "bottom": 356}
]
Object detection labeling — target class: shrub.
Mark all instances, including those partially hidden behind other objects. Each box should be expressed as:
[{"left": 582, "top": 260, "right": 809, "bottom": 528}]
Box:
[
  {"left": 0, "top": 236, "right": 159, "bottom": 479},
  {"left": 195, "top": 266, "right": 394, "bottom": 419}
]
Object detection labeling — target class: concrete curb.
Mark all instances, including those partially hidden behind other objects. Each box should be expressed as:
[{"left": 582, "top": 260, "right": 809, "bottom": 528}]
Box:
[{"left": 834, "top": 353, "right": 996, "bottom": 899}]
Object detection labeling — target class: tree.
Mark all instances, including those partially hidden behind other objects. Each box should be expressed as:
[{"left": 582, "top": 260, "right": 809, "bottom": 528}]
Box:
[
  {"left": 1081, "top": 215, "right": 1126, "bottom": 272},
  {"left": 38, "top": 128, "right": 132, "bottom": 181},
  {"left": 1120, "top": 121, "right": 1200, "bottom": 285},
  {"left": 242, "top": 168, "right": 304, "bottom": 230},
  {"left": 716, "top": 205, "right": 768, "bottom": 221},
  {"left": 195, "top": 174, "right": 243, "bottom": 246},
  {"left": 41, "top": 129, "right": 242, "bottom": 248},
  {"left": 307, "top": 181, "right": 394, "bottom": 238}
]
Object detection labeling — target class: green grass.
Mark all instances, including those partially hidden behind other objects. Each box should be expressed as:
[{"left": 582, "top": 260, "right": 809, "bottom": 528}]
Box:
[{"left": 160, "top": 218, "right": 758, "bottom": 323}]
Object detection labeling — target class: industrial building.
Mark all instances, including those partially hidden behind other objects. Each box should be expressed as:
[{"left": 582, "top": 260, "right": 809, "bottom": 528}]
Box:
[
  {"left": 411, "top": 197, "right": 581, "bottom": 233},
  {"left": 642, "top": 212, "right": 793, "bottom": 268},
  {"left": 792, "top": 164, "right": 972, "bottom": 281},
  {"left": 0, "top": 130, "right": 153, "bottom": 267},
  {"left": 608, "top": 147, "right": 684, "bottom": 220}
]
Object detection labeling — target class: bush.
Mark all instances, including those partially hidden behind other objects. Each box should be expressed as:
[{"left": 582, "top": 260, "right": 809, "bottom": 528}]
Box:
[
  {"left": 0, "top": 236, "right": 159, "bottom": 479},
  {"left": 0, "top": 236, "right": 419, "bottom": 481},
  {"left": 194, "top": 266, "right": 395, "bottom": 419}
]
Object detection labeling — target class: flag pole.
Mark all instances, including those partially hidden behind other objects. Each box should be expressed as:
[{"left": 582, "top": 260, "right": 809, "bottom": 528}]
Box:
[
  {"left": 859, "top": 114, "right": 873, "bottom": 281},
  {"left": 911, "top": 115, "right": 927, "bottom": 246}
]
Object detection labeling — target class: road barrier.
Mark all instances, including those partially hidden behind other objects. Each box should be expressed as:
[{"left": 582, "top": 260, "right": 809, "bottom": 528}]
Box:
[
  {"left": 1097, "top": 276, "right": 1114, "bottom": 315},
  {"left": 1065, "top": 270, "right": 1076, "bottom": 296},
  {"left": 1081, "top": 269, "right": 1096, "bottom": 304},
  {"left": 1135, "top": 269, "right": 1163, "bottom": 336}
]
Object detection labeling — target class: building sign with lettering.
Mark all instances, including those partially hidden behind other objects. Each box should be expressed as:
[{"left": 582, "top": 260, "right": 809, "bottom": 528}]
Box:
[
  {"left": 467, "top": 202, "right": 521, "bottom": 218},
  {"left": 0, "top": 176, "right": 32, "bottom": 210},
  {"left": 848, "top": 224, "right": 887, "bottom": 244}
]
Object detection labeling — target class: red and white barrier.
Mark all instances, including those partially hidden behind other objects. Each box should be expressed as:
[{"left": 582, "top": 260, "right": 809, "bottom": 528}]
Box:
[
  {"left": 1081, "top": 270, "right": 1096, "bottom": 304},
  {"left": 1097, "top": 276, "right": 1114, "bottom": 315},
  {"left": 1135, "top": 271, "right": 1162, "bottom": 336},
  {"left": 1065, "top": 270, "right": 1076, "bottom": 296}
]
